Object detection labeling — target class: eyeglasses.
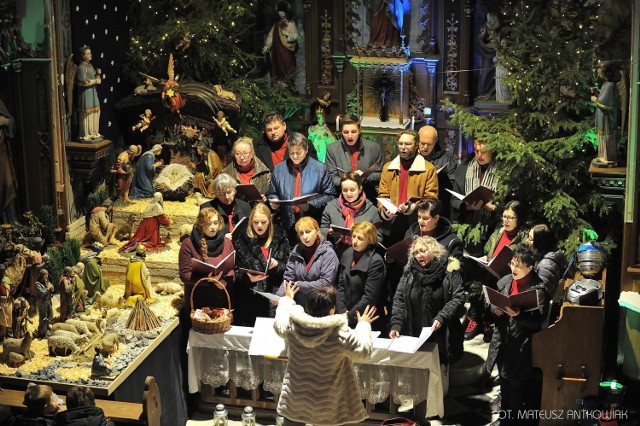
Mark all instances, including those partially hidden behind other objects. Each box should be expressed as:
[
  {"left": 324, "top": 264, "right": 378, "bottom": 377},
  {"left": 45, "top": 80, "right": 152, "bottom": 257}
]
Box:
[
  {"left": 411, "top": 247, "right": 430, "bottom": 256},
  {"left": 216, "top": 190, "right": 236, "bottom": 197},
  {"left": 234, "top": 151, "right": 252, "bottom": 158},
  {"left": 509, "top": 261, "right": 529, "bottom": 270},
  {"left": 502, "top": 215, "right": 518, "bottom": 221}
]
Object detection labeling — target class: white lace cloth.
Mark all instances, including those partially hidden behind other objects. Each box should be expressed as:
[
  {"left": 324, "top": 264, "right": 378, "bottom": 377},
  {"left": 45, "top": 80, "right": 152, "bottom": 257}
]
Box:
[{"left": 186, "top": 326, "right": 444, "bottom": 418}]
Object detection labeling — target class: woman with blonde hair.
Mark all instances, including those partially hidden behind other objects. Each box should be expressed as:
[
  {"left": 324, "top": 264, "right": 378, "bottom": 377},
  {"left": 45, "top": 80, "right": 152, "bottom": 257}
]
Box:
[
  {"left": 178, "top": 207, "right": 235, "bottom": 313},
  {"left": 277, "top": 217, "right": 339, "bottom": 306},
  {"left": 389, "top": 236, "right": 464, "bottom": 390},
  {"left": 222, "top": 137, "right": 272, "bottom": 199},
  {"left": 336, "top": 221, "right": 386, "bottom": 331},
  {"left": 232, "top": 203, "right": 290, "bottom": 324}
]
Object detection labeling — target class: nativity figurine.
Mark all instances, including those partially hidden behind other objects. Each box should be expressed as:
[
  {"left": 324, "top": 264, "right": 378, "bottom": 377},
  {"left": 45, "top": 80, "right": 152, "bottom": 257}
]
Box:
[
  {"left": 88, "top": 199, "right": 119, "bottom": 246},
  {"left": 124, "top": 245, "right": 155, "bottom": 306},
  {"left": 119, "top": 192, "right": 172, "bottom": 253},
  {"left": 110, "top": 144, "right": 142, "bottom": 204},
  {"left": 131, "top": 109, "right": 155, "bottom": 133},
  {"left": 213, "top": 111, "right": 237, "bottom": 137},
  {"left": 130, "top": 144, "right": 164, "bottom": 199},
  {"left": 35, "top": 269, "right": 54, "bottom": 337}
]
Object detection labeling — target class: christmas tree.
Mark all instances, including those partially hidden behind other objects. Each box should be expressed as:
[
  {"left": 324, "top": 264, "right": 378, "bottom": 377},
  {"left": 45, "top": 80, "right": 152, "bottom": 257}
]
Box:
[
  {"left": 123, "top": 0, "right": 301, "bottom": 136},
  {"left": 448, "top": 0, "right": 613, "bottom": 253}
]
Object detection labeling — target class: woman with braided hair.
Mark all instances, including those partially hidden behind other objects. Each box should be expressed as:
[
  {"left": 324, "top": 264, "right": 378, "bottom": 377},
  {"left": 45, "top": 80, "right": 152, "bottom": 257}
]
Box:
[{"left": 178, "top": 208, "right": 235, "bottom": 313}]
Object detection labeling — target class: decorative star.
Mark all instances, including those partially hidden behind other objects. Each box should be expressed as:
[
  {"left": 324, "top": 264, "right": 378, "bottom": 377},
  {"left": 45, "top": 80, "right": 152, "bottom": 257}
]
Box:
[{"left": 166, "top": 88, "right": 175, "bottom": 97}]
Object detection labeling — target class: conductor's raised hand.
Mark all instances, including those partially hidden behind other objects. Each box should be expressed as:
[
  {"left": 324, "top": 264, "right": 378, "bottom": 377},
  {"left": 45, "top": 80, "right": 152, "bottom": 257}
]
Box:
[
  {"left": 356, "top": 305, "right": 379, "bottom": 324},
  {"left": 284, "top": 280, "right": 299, "bottom": 298}
]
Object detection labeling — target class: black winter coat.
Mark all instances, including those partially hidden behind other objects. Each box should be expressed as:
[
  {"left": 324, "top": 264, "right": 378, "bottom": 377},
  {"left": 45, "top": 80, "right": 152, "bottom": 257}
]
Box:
[
  {"left": 486, "top": 273, "right": 548, "bottom": 380},
  {"left": 254, "top": 129, "right": 317, "bottom": 171},
  {"left": 389, "top": 256, "right": 464, "bottom": 363},
  {"left": 336, "top": 246, "right": 386, "bottom": 328},
  {"left": 55, "top": 406, "right": 112, "bottom": 426},
  {"left": 233, "top": 225, "right": 290, "bottom": 294},
  {"left": 199, "top": 198, "right": 251, "bottom": 235},
  {"left": 535, "top": 250, "right": 567, "bottom": 297}
]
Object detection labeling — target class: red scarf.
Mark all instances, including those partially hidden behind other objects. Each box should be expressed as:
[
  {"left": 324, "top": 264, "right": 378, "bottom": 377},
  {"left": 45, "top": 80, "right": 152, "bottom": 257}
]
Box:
[
  {"left": 293, "top": 163, "right": 302, "bottom": 214},
  {"left": 510, "top": 272, "right": 532, "bottom": 295},
  {"left": 351, "top": 248, "right": 364, "bottom": 267},
  {"left": 493, "top": 229, "right": 518, "bottom": 259},
  {"left": 237, "top": 158, "right": 255, "bottom": 184},
  {"left": 397, "top": 158, "right": 413, "bottom": 205},
  {"left": 302, "top": 238, "right": 320, "bottom": 271},
  {"left": 348, "top": 143, "right": 360, "bottom": 171},
  {"left": 339, "top": 193, "right": 366, "bottom": 246},
  {"left": 271, "top": 133, "right": 288, "bottom": 167}
]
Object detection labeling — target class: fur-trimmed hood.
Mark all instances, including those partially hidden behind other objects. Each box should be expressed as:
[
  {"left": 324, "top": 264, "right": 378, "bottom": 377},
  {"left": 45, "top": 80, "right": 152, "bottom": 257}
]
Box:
[{"left": 288, "top": 304, "right": 349, "bottom": 348}]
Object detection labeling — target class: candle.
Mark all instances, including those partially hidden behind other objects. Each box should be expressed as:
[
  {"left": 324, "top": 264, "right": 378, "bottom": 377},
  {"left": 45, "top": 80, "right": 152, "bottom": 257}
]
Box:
[
  {"left": 336, "top": 115, "right": 340, "bottom": 131},
  {"left": 411, "top": 116, "right": 415, "bottom": 130}
]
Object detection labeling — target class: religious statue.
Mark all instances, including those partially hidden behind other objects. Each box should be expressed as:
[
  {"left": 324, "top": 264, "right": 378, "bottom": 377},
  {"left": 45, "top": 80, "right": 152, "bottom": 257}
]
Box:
[
  {"left": 475, "top": 12, "right": 500, "bottom": 102},
  {"left": 213, "top": 111, "right": 237, "bottom": 137},
  {"left": 495, "top": 38, "right": 511, "bottom": 105},
  {"left": 0, "top": 98, "right": 17, "bottom": 224},
  {"left": 0, "top": 265, "right": 13, "bottom": 340},
  {"left": 88, "top": 199, "right": 119, "bottom": 246},
  {"left": 192, "top": 139, "right": 224, "bottom": 198},
  {"left": 129, "top": 144, "right": 164, "bottom": 199},
  {"left": 366, "top": 0, "right": 410, "bottom": 48},
  {"left": 591, "top": 61, "right": 620, "bottom": 168},
  {"left": 262, "top": 1, "right": 299, "bottom": 83},
  {"left": 81, "top": 255, "right": 110, "bottom": 304},
  {"left": 119, "top": 192, "right": 172, "bottom": 253},
  {"left": 75, "top": 45, "right": 103, "bottom": 141},
  {"left": 131, "top": 109, "right": 155, "bottom": 133},
  {"left": 124, "top": 245, "right": 155, "bottom": 306},
  {"left": 59, "top": 266, "right": 75, "bottom": 322},
  {"left": 35, "top": 269, "right": 54, "bottom": 337},
  {"left": 306, "top": 108, "right": 336, "bottom": 162},
  {"left": 72, "top": 262, "right": 88, "bottom": 314},
  {"left": 11, "top": 296, "right": 30, "bottom": 339},
  {"left": 110, "top": 145, "right": 142, "bottom": 204}
]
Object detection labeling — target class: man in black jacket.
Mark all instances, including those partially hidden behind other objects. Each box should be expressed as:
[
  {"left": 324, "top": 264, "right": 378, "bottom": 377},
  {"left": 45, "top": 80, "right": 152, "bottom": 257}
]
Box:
[
  {"left": 418, "top": 125, "right": 457, "bottom": 218},
  {"left": 254, "top": 111, "right": 316, "bottom": 171}
]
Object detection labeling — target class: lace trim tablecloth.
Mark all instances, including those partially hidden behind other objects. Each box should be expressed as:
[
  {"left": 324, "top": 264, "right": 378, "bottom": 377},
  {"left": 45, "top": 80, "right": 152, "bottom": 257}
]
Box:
[{"left": 187, "top": 326, "right": 444, "bottom": 418}]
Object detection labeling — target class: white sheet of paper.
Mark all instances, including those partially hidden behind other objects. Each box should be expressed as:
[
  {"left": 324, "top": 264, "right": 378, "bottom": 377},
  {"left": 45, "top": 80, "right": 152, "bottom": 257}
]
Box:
[
  {"left": 377, "top": 197, "right": 398, "bottom": 215},
  {"left": 377, "top": 326, "right": 434, "bottom": 353},
  {"left": 444, "top": 188, "right": 466, "bottom": 200},
  {"left": 436, "top": 163, "right": 448, "bottom": 174},
  {"left": 248, "top": 317, "right": 287, "bottom": 358},
  {"left": 251, "top": 289, "right": 281, "bottom": 302}
]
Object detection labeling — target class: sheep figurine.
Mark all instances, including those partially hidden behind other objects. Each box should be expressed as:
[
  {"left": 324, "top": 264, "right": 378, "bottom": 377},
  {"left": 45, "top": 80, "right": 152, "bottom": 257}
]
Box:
[
  {"left": 155, "top": 282, "right": 183, "bottom": 295},
  {"left": 65, "top": 319, "right": 92, "bottom": 336},
  {"left": 52, "top": 330, "right": 90, "bottom": 346},
  {"left": 7, "top": 352, "right": 25, "bottom": 367},
  {"left": 94, "top": 287, "right": 125, "bottom": 310},
  {"left": 101, "top": 333, "right": 121, "bottom": 356},
  {"left": 2, "top": 332, "right": 34, "bottom": 361},
  {"left": 52, "top": 323, "right": 79, "bottom": 335},
  {"left": 48, "top": 334, "right": 80, "bottom": 357}
]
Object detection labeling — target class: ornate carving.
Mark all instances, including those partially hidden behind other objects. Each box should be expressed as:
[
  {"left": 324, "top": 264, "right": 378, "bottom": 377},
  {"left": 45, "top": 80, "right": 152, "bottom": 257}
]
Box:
[
  {"left": 303, "top": 0, "right": 312, "bottom": 13},
  {"left": 418, "top": 0, "right": 435, "bottom": 54},
  {"left": 408, "top": 74, "right": 427, "bottom": 121},
  {"left": 444, "top": 13, "right": 460, "bottom": 93},
  {"left": 346, "top": 85, "right": 359, "bottom": 119},
  {"left": 464, "top": 0, "right": 474, "bottom": 18},
  {"left": 345, "top": 0, "right": 362, "bottom": 52},
  {"left": 320, "top": 10, "right": 333, "bottom": 85},
  {"left": 349, "top": 57, "right": 413, "bottom": 73}
]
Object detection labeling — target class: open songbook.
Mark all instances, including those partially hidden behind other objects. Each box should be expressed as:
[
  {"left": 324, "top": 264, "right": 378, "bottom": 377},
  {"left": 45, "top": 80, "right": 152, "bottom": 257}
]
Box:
[
  {"left": 238, "top": 249, "right": 271, "bottom": 276},
  {"left": 483, "top": 285, "right": 540, "bottom": 313},
  {"left": 377, "top": 197, "right": 421, "bottom": 215},
  {"left": 378, "top": 237, "right": 413, "bottom": 265},
  {"left": 230, "top": 217, "right": 247, "bottom": 237},
  {"left": 269, "top": 193, "right": 321, "bottom": 206},
  {"left": 191, "top": 250, "right": 236, "bottom": 275},
  {"left": 445, "top": 185, "right": 495, "bottom": 205},
  {"left": 235, "top": 184, "right": 263, "bottom": 201},
  {"left": 465, "top": 246, "right": 513, "bottom": 279},
  {"left": 373, "top": 326, "right": 434, "bottom": 353}
]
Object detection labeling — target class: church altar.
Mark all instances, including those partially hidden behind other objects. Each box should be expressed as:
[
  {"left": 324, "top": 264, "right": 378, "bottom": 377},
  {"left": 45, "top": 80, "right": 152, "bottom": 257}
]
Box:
[{"left": 187, "top": 325, "right": 444, "bottom": 419}]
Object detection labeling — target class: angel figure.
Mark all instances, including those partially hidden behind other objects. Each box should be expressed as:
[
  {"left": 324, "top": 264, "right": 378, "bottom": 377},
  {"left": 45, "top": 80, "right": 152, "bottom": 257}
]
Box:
[
  {"left": 213, "top": 111, "right": 237, "bottom": 136},
  {"left": 140, "top": 53, "right": 225, "bottom": 116},
  {"left": 65, "top": 46, "right": 103, "bottom": 141},
  {"left": 131, "top": 109, "right": 155, "bottom": 132}
]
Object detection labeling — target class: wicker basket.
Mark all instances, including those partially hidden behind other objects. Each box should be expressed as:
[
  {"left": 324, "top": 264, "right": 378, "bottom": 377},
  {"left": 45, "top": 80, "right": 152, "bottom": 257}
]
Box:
[{"left": 190, "top": 277, "right": 233, "bottom": 334}]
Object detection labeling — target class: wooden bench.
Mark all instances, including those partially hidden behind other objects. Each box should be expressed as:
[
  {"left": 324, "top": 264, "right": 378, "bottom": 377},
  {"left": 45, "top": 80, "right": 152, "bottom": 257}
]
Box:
[{"left": 0, "top": 376, "right": 161, "bottom": 426}]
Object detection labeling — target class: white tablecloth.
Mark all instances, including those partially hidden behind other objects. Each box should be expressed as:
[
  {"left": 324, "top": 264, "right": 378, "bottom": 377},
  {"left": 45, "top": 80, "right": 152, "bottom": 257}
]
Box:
[{"left": 187, "top": 326, "right": 444, "bottom": 418}]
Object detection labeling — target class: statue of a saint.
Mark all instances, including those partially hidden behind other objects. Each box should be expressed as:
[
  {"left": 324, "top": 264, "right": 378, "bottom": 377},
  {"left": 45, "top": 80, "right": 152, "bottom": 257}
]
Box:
[
  {"left": 76, "top": 46, "right": 103, "bottom": 141},
  {"left": 591, "top": 61, "right": 619, "bottom": 167},
  {"left": 262, "top": 1, "right": 299, "bottom": 82}
]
